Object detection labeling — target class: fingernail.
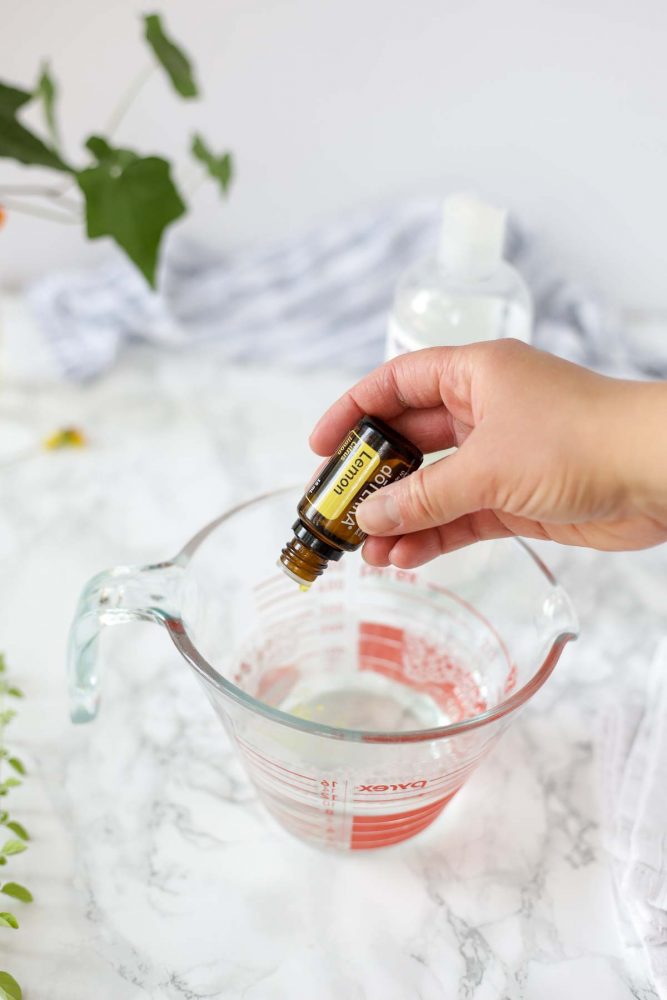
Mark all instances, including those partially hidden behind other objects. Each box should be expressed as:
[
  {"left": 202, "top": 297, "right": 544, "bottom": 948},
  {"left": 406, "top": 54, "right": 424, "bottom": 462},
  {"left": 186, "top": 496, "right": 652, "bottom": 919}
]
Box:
[{"left": 356, "top": 493, "right": 401, "bottom": 534}]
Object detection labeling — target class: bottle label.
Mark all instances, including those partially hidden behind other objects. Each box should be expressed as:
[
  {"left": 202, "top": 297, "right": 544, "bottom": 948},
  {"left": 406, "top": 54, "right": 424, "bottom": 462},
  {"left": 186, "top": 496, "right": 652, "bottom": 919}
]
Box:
[{"left": 313, "top": 438, "right": 381, "bottom": 520}]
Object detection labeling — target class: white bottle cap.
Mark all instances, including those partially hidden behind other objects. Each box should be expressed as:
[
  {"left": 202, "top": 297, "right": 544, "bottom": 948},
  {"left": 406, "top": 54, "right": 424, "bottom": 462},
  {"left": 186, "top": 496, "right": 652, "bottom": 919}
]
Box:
[{"left": 438, "top": 193, "right": 507, "bottom": 278}]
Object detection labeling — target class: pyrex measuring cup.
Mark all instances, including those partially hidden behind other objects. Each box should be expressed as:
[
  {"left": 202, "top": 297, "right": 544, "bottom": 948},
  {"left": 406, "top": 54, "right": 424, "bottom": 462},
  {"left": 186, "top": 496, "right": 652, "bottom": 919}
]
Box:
[{"left": 68, "top": 487, "right": 578, "bottom": 851}]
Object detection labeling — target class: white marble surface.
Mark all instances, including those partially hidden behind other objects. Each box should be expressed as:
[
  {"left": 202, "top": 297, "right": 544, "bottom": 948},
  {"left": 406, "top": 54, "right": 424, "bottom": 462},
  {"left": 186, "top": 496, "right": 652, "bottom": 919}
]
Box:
[{"left": 0, "top": 344, "right": 664, "bottom": 999}]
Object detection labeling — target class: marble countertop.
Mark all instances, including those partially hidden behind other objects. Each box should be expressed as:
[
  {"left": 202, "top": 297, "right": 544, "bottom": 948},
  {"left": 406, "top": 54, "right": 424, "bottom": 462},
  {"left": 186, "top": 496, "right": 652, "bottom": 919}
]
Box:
[{"left": 0, "top": 344, "right": 663, "bottom": 1000}]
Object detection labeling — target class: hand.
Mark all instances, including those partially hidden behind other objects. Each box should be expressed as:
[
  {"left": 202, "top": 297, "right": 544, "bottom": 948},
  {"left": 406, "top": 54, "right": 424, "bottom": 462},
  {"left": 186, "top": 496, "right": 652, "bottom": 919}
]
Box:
[{"left": 309, "top": 340, "right": 667, "bottom": 568}]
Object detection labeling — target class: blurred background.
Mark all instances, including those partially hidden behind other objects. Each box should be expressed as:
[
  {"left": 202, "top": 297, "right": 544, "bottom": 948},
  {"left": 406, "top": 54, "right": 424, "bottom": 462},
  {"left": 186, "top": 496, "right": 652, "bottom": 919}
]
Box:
[{"left": 2, "top": 0, "right": 667, "bottom": 306}]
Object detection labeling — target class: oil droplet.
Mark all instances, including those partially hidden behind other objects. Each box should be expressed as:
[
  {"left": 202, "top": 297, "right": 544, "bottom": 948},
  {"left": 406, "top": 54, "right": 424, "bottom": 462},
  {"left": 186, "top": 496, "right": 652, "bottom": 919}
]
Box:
[{"left": 299, "top": 584, "right": 310, "bottom": 592}]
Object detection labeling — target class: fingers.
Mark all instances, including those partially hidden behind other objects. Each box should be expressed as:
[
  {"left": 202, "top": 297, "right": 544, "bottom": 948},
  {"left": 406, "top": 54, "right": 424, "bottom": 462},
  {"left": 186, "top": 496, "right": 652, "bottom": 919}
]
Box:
[
  {"left": 356, "top": 445, "right": 492, "bottom": 536},
  {"left": 361, "top": 512, "right": 512, "bottom": 569},
  {"left": 309, "top": 347, "right": 468, "bottom": 456},
  {"left": 385, "top": 513, "right": 512, "bottom": 567}
]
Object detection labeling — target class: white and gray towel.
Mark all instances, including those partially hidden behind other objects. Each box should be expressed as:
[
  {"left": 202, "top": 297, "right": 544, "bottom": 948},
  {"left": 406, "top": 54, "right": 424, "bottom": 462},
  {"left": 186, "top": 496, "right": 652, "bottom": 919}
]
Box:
[
  {"left": 599, "top": 639, "right": 667, "bottom": 999},
  {"left": 26, "top": 198, "right": 634, "bottom": 382}
]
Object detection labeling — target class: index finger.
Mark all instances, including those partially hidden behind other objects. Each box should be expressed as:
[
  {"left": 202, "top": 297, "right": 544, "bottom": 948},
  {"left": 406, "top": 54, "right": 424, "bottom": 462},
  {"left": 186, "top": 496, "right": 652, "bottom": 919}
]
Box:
[{"left": 309, "top": 346, "right": 457, "bottom": 455}]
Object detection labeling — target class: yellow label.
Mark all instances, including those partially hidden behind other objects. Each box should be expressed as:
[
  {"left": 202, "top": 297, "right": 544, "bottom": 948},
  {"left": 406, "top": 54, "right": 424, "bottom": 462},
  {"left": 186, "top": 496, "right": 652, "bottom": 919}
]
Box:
[{"left": 314, "top": 440, "right": 381, "bottom": 519}]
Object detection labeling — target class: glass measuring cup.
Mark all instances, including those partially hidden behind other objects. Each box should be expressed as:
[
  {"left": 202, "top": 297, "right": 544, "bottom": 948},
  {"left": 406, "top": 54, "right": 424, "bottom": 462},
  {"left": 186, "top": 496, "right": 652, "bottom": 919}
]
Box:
[{"left": 68, "top": 487, "right": 578, "bottom": 851}]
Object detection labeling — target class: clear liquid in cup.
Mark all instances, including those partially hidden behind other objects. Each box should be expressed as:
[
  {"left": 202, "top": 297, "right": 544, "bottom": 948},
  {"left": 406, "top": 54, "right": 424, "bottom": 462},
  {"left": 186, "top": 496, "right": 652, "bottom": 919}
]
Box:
[{"left": 230, "top": 608, "right": 504, "bottom": 849}]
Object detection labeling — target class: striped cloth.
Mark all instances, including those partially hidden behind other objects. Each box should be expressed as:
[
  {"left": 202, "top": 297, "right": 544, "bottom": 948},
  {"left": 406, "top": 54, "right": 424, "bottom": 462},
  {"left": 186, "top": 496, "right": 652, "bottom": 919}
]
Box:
[{"left": 27, "top": 198, "right": 627, "bottom": 381}]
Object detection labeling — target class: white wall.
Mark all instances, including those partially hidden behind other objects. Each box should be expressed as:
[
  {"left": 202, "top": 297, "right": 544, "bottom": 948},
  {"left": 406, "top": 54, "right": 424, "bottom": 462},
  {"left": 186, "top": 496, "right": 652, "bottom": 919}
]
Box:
[{"left": 2, "top": 0, "right": 667, "bottom": 307}]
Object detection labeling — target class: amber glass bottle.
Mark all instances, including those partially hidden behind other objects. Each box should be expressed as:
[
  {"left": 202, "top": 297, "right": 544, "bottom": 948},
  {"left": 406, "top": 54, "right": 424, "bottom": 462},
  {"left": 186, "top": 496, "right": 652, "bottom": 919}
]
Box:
[{"left": 279, "top": 416, "right": 423, "bottom": 587}]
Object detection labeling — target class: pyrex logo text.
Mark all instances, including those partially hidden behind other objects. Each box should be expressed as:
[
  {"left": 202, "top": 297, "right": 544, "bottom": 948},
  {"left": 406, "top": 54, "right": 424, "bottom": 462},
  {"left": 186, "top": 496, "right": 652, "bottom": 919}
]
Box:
[{"left": 356, "top": 780, "right": 427, "bottom": 792}]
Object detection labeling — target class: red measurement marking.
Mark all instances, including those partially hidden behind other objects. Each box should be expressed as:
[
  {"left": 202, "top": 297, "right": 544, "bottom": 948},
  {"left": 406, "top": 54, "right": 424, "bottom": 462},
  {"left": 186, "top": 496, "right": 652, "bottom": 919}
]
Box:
[
  {"left": 358, "top": 622, "right": 486, "bottom": 721},
  {"left": 350, "top": 789, "right": 458, "bottom": 849},
  {"left": 235, "top": 736, "right": 317, "bottom": 783}
]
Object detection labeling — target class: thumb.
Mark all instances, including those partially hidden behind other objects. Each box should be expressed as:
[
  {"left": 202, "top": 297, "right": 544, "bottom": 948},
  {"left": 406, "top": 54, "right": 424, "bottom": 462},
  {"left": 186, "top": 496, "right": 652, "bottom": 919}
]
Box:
[{"left": 356, "top": 445, "right": 491, "bottom": 536}]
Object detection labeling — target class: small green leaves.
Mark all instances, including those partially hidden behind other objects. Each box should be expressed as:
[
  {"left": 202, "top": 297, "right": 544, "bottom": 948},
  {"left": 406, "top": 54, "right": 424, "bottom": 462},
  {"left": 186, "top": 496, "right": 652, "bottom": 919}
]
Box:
[
  {"left": 0, "top": 884, "right": 32, "bottom": 904},
  {"left": 0, "top": 971, "right": 22, "bottom": 1000},
  {"left": 6, "top": 690, "right": 22, "bottom": 701},
  {"left": 7, "top": 761, "right": 24, "bottom": 778},
  {"left": 0, "top": 842, "right": 26, "bottom": 859},
  {"left": 191, "top": 135, "right": 233, "bottom": 196},
  {"left": 85, "top": 135, "right": 136, "bottom": 169},
  {"left": 144, "top": 14, "right": 198, "bottom": 98},
  {"left": 0, "top": 80, "right": 71, "bottom": 173},
  {"left": 0, "top": 712, "right": 15, "bottom": 728},
  {"left": 35, "top": 62, "right": 59, "bottom": 148},
  {"left": 0, "top": 84, "right": 31, "bottom": 117},
  {"left": 0, "top": 657, "right": 6, "bottom": 676},
  {"left": 3, "top": 823, "right": 28, "bottom": 843},
  {"left": 77, "top": 141, "right": 186, "bottom": 287},
  {"left": 0, "top": 914, "right": 18, "bottom": 930}
]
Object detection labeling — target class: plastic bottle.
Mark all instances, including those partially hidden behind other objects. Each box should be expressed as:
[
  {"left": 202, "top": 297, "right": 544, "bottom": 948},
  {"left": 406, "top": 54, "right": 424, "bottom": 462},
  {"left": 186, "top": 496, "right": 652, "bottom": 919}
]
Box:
[{"left": 386, "top": 193, "right": 532, "bottom": 359}]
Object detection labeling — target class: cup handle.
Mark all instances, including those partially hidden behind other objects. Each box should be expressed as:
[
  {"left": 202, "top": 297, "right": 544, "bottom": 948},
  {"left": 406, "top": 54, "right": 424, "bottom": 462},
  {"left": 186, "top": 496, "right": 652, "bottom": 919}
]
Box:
[{"left": 67, "top": 561, "right": 185, "bottom": 723}]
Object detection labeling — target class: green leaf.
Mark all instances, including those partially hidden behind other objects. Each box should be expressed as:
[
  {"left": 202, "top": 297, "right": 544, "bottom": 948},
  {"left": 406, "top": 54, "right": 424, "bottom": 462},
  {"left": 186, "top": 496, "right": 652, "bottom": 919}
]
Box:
[
  {"left": 0, "top": 859, "right": 7, "bottom": 867},
  {"left": 0, "top": 914, "right": 18, "bottom": 930},
  {"left": 76, "top": 146, "right": 186, "bottom": 287},
  {"left": 0, "top": 80, "right": 71, "bottom": 173},
  {"left": 3, "top": 823, "right": 28, "bottom": 843},
  {"left": 7, "top": 761, "right": 24, "bottom": 778},
  {"left": 0, "top": 971, "right": 22, "bottom": 1000},
  {"left": 85, "top": 135, "right": 137, "bottom": 169},
  {"left": 191, "top": 135, "right": 233, "bottom": 196},
  {"left": 1, "top": 884, "right": 32, "bottom": 904},
  {"left": 0, "top": 711, "right": 16, "bottom": 727},
  {"left": 0, "top": 781, "right": 21, "bottom": 794},
  {"left": 143, "top": 14, "right": 198, "bottom": 98},
  {"left": 0, "top": 84, "right": 31, "bottom": 116},
  {"left": 0, "top": 841, "right": 26, "bottom": 858},
  {"left": 35, "top": 62, "right": 59, "bottom": 147},
  {"left": 6, "top": 689, "right": 22, "bottom": 700}
]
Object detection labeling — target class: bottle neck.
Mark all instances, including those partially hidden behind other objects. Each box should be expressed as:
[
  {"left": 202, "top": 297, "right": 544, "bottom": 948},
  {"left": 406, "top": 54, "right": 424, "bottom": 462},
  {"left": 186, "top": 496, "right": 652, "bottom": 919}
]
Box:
[
  {"left": 278, "top": 521, "right": 343, "bottom": 588},
  {"left": 437, "top": 241, "right": 502, "bottom": 281}
]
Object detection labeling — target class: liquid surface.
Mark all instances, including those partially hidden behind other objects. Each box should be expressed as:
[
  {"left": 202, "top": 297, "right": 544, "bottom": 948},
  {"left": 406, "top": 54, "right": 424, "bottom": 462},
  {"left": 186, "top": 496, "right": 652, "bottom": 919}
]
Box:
[{"left": 278, "top": 670, "right": 452, "bottom": 731}]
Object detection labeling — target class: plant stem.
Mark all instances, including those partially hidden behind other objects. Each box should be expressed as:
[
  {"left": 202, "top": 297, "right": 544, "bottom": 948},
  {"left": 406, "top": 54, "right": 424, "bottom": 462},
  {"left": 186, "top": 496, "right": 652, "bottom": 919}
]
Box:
[
  {"left": 105, "top": 63, "right": 155, "bottom": 138},
  {"left": 0, "top": 186, "right": 82, "bottom": 214},
  {"left": 0, "top": 184, "right": 65, "bottom": 197},
  {"left": 1, "top": 198, "right": 81, "bottom": 225}
]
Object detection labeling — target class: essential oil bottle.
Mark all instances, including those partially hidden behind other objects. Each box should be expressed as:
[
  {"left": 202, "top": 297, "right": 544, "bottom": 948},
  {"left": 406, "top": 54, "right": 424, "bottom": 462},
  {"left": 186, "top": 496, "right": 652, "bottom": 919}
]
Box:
[{"left": 279, "top": 416, "right": 423, "bottom": 588}]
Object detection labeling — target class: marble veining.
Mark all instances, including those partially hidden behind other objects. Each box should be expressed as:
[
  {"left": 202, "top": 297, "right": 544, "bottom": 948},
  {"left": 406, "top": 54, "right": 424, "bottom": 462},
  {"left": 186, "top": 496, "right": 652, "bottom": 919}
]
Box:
[{"left": 0, "top": 344, "right": 663, "bottom": 999}]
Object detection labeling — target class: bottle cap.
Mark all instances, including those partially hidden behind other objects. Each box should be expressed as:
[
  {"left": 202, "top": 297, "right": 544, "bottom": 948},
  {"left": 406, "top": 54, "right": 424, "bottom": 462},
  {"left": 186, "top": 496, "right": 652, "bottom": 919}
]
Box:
[{"left": 438, "top": 192, "right": 507, "bottom": 278}]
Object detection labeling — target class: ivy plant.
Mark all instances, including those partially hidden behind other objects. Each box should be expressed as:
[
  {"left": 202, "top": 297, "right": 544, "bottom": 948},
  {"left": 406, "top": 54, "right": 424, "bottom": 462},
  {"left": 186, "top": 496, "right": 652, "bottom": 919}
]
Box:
[
  {"left": 0, "top": 13, "right": 234, "bottom": 287},
  {"left": 0, "top": 655, "right": 31, "bottom": 1000}
]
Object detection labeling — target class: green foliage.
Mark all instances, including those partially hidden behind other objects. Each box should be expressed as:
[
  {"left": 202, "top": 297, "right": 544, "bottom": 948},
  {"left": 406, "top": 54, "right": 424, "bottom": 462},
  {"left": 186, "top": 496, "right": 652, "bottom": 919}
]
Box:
[
  {"left": 77, "top": 142, "right": 186, "bottom": 287},
  {"left": 3, "top": 824, "right": 28, "bottom": 844},
  {"left": 144, "top": 13, "right": 198, "bottom": 98},
  {"left": 192, "top": 134, "right": 233, "bottom": 195},
  {"left": 35, "top": 62, "right": 59, "bottom": 148},
  {"left": 0, "top": 971, "right": 22, "bottom": 1000},
  {"left": 0, "top": 885, "right": 32, "bottom": 904},
  {"left": 0, "top": 843, "right": 26, "bottom": 859},
  {"left": 0, "top": 12, "right": 233, "bottom": 286},
  {"left": 0, "top": 657, "right": 31, "bottom": 1000},
  {"left": 0, "top": 81, "right": 71, "bottom": 172},
  {"left": 0, "top": 781, "right": 21, "bottom": 798}
]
